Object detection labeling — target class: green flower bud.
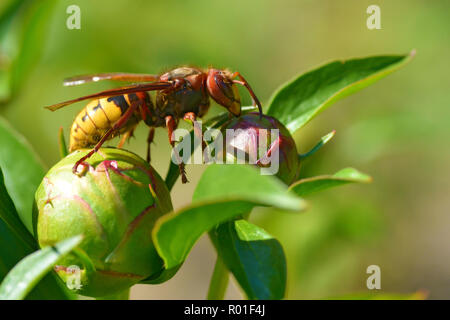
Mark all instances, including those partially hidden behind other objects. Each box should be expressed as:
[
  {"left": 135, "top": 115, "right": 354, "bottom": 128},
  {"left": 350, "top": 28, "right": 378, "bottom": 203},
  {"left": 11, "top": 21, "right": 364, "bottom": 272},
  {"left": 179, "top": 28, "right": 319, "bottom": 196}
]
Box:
[
  {"left": 221, "top": 113, "right": 300, "bottom": 185},
  {"left": 33, "top": 148, "right": 173, "bottom": 297}
]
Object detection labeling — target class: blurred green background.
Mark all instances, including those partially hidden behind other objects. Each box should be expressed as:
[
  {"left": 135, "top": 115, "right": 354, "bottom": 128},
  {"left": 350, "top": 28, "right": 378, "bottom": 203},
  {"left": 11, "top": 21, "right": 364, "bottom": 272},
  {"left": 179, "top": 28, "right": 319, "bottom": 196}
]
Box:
[{"left": 1, "top": 0, "right": 449, "bottom": 299}]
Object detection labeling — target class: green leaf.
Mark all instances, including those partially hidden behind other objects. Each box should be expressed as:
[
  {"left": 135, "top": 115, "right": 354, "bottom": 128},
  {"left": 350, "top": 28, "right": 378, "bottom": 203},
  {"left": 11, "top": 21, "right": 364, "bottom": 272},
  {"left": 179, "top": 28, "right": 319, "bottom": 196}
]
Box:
[
  {"left": 210, "top": 219, "right": 286, "bottom": 300},
  {"left": 96, "top": 288, "right": 130, "bottom": 300},
  {"left": 0, "top": 0, "right": 56, "bottom": 103},
  {"left": 0, "top": 117, "right": 45, "bottom": 234},
  {"left": 0, "top": 120, "right": 68, "bottom": 299},
  {"left": 58, "top": 127, "right": 68, "bottom": 159},
  {"left": 267, "top": 52, "right": 415, "bottom": 134},
  {"left": 299, "top": 130, "right": 336, "bottom": 159},
  {"left": 154, "top": 164, "right": 306, "bottom": 269},
  {"left": 0, "top": 211, "right": 73, "bottom": 300},
  {"left": 0, "top": 235, "right": 82, "bottom": 300},
  {"left": 139, "top": 265, "right": 181, "bottom": 285},
  {"left": 0, "top": 167, "right": 36, "bottom": 249},
  {"left": 289, "top": 168, "right": 372, "bottom": 197},
  {"left": 193, "top": 165, "right": 306, "bottom": 208}
]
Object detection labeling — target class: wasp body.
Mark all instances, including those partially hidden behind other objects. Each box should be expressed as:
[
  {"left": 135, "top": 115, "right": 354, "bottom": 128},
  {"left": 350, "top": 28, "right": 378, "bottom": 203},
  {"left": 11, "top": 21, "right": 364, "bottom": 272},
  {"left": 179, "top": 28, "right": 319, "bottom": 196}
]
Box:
[
  {"left": 69, "top": 93, "right": 149, "bottom": 152},
  {"left": 47, "top": 66, "right": 262, "bottom": 183}
]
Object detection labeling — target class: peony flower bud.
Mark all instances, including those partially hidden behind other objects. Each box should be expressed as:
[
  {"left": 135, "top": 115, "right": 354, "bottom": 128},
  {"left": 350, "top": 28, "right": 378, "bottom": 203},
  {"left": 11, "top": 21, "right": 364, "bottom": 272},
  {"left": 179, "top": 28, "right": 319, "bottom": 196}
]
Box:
[
  {"left": 33, "top": 148, "right": 172, "bottom": 297},
  {"left": 220, "top": 112, "right": 300, "bottom": 185}
]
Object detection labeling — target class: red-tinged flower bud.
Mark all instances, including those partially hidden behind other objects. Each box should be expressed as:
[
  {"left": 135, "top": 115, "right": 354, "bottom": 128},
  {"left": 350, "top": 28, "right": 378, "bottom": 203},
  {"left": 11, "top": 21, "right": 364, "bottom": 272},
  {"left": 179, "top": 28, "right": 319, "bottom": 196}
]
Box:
[
  {"left": 33, "top": 148, "right": 172, "bottom": 297},
  {"left": 220, "top": 112, "right": 300, "bottom": 185}
]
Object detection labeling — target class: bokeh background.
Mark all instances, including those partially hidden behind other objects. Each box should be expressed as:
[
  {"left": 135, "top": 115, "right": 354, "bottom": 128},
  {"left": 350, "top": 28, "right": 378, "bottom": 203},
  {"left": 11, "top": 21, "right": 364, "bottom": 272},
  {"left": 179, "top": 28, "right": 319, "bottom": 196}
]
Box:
[{"left": 1, "top": 0, "right": 449, "bottom": 299}]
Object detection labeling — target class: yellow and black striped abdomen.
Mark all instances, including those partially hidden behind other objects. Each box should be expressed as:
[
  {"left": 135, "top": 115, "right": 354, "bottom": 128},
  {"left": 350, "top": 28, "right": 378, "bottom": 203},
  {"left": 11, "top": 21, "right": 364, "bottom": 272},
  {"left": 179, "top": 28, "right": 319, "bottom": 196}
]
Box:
[{"left": 69, "top": 94, "right": 142, "bottom": 152}]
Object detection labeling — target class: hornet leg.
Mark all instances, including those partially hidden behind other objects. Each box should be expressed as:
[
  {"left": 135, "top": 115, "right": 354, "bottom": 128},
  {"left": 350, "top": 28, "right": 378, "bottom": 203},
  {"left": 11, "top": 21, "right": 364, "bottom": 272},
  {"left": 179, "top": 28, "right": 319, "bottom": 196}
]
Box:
[
  {"left": 117, "top": 127, "right": 135, "bottom": 148},
  {"left": 183, "top": 112, "right": 208, "bottom": 163},
  {"left": 146, "top": 127, "right": 155, "bottom": 162},
  {"left": 73, "top": 100, "right": 140, "bottom": 174},
  {"left": 166, "top": 115, "right": 188, "bottom": 183},
  {"left": 231, "top": 71, "right": 263, "bottom": 116}
]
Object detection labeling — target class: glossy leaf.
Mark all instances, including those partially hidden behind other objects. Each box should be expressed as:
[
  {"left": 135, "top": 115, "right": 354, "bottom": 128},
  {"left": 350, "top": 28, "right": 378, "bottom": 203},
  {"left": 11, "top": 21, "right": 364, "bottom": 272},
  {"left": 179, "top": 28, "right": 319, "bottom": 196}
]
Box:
[
  {"left": 290, "top": 168, "right": 372, "bottom": 197},
  {"left": 0, "top": 167, "right": 36, "bottom": 250},
  {"left": 267, "top": 52, "right": 415, "bottom": 133},
  {"left": 0, "top": 204, "right": 73, "bottom": 300},
  {"left": 0, "top": 118, "right": 70, "bottom": 299},
  {"left": 154, "top": 164, "right": 306, "bottom": 269},
  {"left": 139, "top": 265, "right": 181, "bottom": 285},
  {"left": 0, "top": 117, "right": 45, "bottom": 233},
  {"left": 0, "top": 219, "right": 73, "bottom": 300},
  {"left": 210, "top": 219, "right": 286, "bottom": 300},
  {"left": 0, "top": 235, "right": 82, "bottom": 300}
]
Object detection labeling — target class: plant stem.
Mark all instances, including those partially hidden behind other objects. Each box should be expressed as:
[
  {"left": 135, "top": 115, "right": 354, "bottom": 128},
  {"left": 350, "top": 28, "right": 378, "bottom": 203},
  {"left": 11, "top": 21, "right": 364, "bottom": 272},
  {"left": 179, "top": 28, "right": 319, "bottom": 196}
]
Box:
[{"left": 207, "top": 256, "right": 229, "bottom": 300}]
